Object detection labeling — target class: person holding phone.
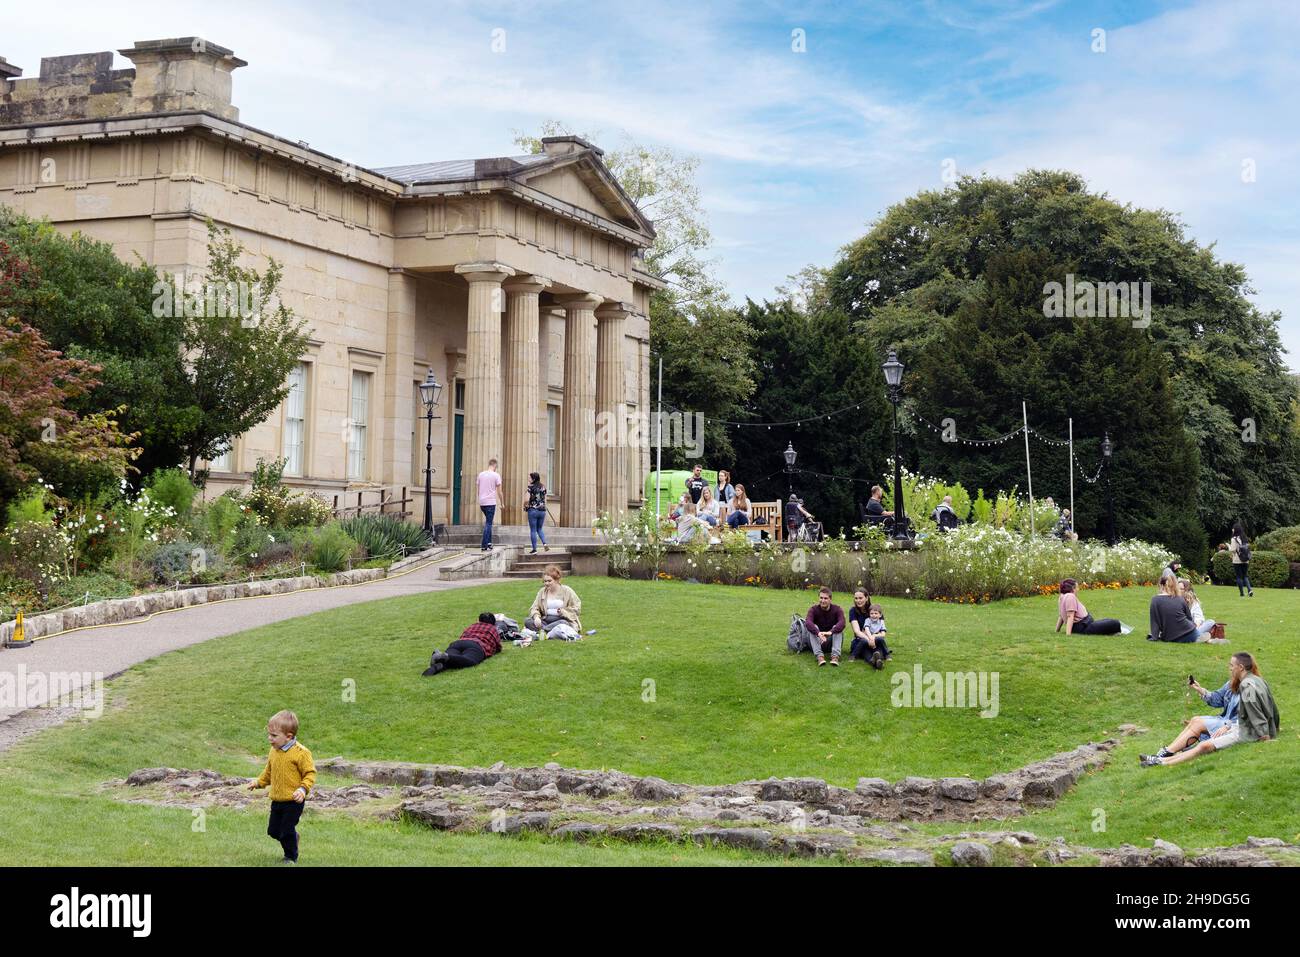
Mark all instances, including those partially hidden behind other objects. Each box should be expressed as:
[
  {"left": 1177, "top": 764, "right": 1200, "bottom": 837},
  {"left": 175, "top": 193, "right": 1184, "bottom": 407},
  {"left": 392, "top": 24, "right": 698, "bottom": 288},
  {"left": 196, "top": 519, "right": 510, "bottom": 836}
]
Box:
[
  {"left": 1146, "top": 669, "right": 1242, "bottom": 759},
  {"left": 1141, "top": 652, "right": 1280, "bottom": 767}
]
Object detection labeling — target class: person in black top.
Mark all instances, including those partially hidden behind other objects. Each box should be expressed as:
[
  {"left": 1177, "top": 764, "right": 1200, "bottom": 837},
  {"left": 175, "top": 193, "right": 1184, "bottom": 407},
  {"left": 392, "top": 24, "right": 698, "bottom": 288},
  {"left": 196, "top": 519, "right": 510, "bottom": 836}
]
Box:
[
  {"left": 931, "top": 495, "right": 960, "bottom": 531},
  {"left": 847, "top": 589, "right": 891, "bottom": 668},
  {"left": 525, "top": 471, "right": 549, "bottom": 554},
  {"left": 863, "top": 485, "right": 894, "bottom": 524},
  {"left": 685, "top": 465, "right": 708, "bottom": 505},
  {"left": 1148, "top": 575, "right": 1216, "bottom": 643}
]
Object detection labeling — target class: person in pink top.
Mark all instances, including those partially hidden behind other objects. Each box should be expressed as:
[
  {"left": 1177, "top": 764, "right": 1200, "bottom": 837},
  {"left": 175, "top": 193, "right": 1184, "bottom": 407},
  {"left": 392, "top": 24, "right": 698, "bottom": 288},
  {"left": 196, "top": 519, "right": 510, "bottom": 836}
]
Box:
[
  {"left": 476, "top": 458, "right": 503, "bottom": 551},
  {"left": 1054, "top": 578, "right": 1131, "bottom": 636}
]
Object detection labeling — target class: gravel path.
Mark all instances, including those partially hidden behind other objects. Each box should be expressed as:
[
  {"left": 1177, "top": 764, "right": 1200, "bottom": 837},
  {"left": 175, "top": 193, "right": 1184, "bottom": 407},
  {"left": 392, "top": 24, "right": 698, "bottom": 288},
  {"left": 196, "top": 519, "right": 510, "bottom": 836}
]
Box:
[{"left": 0, "top": 559, "right": 506, "bottom": 734}]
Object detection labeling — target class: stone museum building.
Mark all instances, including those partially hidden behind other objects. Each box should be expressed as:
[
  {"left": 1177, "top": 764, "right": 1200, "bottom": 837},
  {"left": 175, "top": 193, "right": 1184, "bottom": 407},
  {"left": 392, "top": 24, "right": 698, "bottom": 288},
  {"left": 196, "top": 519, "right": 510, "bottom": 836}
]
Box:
[{"left": 0, "top": 38, "right": 658, "bottom": 528}]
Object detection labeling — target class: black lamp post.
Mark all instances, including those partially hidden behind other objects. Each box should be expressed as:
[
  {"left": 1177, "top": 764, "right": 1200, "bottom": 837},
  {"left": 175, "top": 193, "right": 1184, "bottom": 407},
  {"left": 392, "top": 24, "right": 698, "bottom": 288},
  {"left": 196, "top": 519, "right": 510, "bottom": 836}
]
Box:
[
  {"left": 1101, "top": 431, "right": 1115, "bottom": 546},
  {"left": 783, "top": 442, "right": 797, "bottom": 496},
  {"left": 418, "top": 369, "right": 444, "bottom": 540},
  {"left": 882, "top": 348, "right": 909, "bottom": 539}
]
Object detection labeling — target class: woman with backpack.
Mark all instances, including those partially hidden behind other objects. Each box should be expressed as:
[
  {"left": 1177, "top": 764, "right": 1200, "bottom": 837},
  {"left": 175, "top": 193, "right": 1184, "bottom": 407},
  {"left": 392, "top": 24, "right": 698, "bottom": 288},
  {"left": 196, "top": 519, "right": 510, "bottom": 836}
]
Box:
[{"left": 1229, "top": 521, "right": 1254, "bottom": 597}]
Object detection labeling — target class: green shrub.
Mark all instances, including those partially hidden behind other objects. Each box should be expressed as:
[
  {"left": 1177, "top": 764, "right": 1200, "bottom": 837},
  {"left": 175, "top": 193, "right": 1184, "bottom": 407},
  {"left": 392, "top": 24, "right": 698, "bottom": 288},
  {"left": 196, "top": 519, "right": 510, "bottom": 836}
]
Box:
[
  {"left": 338, "top": 514, "right": 429, "bottom": 560},
  {"left": 1250, "top": 550, "right": 1290, "bottom": 588},
  {"left": 47, "top": 571, "right": 134, "bottom": 607},
  {"left": 1256, "top": 526, "right": 1300, "bottom": 563},
  {"left": 144, "top": 468, "right": 199, "bottom": 519},
  {"left": 193, "top": 494, "right": 242, "bottom": 553},
  {"left": 0, "top": 520, "right": 73, "bottom": 592},
  {"left": 0, "top": 572, "right": 43, "bottom": 618},
  {"left": 279, "top": 494, "right": 333, "bottom": 528},
  {"left": 309, "top": 524, "right": 360, "bottom": 573},
  {"left": 1211, "top": 548, "right": 1289, "bottom": 588},
  {"left": 5, "top": 485, "right": 55, "bottom": 527},
  {"left": 148, "top": 539, "right": 207, "bottom": 584}
]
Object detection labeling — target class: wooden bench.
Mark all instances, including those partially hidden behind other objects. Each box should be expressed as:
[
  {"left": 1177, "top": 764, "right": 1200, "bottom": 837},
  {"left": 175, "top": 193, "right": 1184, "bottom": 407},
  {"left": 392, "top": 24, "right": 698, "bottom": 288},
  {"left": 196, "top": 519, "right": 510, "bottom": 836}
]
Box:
[{"left": 745, "top": 500, "right": 783, "bottom": 542}]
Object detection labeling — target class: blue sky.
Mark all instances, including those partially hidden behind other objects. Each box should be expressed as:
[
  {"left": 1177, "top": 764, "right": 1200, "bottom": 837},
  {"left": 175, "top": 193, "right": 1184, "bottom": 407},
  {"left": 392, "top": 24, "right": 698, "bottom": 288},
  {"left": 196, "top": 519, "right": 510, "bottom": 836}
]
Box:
[{"left": 8, "top": 0, "right": 1298, "bottom": 360}]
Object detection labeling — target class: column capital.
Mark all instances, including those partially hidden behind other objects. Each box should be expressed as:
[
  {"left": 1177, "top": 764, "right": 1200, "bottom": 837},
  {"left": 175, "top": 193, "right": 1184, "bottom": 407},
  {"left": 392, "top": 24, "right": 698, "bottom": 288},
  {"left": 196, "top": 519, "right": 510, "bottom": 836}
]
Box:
[
  {"left": 455, "top": 261, "right": 516, "bottom": 282},
  {"left": 555, "top": 292, "right": 604, "bottom": 310},
  {"left": 504, "top": 274, "right": 552, "bottom": 295},
  {"left": 595, "top": 300, "right": 634, "bottom": 321}
]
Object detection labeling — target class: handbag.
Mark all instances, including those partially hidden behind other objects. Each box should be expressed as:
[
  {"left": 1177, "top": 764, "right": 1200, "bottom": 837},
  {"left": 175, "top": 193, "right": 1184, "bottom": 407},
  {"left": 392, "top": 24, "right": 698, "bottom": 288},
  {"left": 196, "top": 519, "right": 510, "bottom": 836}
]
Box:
[{"left": 1210, "top": 622, "right": 1226, "bottom": 640}]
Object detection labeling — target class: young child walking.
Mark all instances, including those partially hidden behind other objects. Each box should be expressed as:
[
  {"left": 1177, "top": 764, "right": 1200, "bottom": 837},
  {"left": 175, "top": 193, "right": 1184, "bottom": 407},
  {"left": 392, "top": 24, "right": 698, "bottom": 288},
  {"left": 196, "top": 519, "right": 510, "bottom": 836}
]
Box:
[{"left": 247, "top": 709, "right": 316, "bottom": 864}]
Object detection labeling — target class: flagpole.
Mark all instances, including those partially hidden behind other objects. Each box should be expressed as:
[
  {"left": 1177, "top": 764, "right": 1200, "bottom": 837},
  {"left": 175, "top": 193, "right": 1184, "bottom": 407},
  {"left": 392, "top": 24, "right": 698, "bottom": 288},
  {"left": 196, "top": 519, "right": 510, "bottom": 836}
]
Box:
[
  {"left": 655, "top": 356, "right": 663, "bottom": 527},
  {"left": 1068, "top": 417, "right": 1075, "bottom": 535},
  {"left": 1023, "top": 400, "right": 1035, "bottom": 536}
]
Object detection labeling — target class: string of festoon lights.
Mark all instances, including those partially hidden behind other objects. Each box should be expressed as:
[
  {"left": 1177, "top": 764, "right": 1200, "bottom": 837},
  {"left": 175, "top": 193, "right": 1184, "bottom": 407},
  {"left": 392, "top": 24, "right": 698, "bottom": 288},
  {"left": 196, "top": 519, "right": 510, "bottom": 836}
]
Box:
[
  {"left": 663, "top": 401, "right": 866, "bottom": 429},
  {"left": 907, "top": 410, "right": 1110, "bottom": 483}
]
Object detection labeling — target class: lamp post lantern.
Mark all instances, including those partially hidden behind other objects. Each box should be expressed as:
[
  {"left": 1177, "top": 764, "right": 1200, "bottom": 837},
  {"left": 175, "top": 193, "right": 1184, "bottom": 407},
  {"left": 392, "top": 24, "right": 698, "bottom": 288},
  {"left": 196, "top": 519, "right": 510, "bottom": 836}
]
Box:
[
  {"left": 783, "top": 442, "right": 797, "bottom": 496},
  {"left": 1101, "top": 431, "right": 1115, "bottom": 546},
  {"left": 418, "top": 369, "right": 444, "bottom": 540},
  {"left": 882, "top": 348, "right": 909, "bottom": 540}
]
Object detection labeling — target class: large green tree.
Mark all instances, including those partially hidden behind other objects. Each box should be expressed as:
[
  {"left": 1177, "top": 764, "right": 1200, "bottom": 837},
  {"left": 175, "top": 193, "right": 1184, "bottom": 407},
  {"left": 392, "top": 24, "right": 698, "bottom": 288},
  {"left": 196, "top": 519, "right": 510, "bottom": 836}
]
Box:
[
  {"left": 728, "top": 298, "right": 892, "bottom": 534},
  {"left": 0, "top": 209, "right": 192, "bottom": 483},
  {"left": 905, "top": 249, "right": 1207, "bottom": 565},
  {"left": 826, "top": 170, "right": 1300, "bottom": 542}
]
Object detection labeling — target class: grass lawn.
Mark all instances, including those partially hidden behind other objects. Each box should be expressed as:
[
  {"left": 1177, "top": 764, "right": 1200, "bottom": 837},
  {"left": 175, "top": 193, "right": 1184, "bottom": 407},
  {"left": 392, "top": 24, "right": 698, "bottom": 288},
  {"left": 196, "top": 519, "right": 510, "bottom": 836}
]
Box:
[{"left": 0, "top": 577, "right": 1296, "bottom": 865}]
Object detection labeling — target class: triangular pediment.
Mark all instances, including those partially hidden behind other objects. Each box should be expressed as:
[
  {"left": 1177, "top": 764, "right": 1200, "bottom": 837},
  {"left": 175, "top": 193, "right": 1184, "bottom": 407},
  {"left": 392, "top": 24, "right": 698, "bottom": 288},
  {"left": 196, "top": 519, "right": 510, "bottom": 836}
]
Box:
[{"left": 517, "top": 154, "right": 654, "bottom": 239}]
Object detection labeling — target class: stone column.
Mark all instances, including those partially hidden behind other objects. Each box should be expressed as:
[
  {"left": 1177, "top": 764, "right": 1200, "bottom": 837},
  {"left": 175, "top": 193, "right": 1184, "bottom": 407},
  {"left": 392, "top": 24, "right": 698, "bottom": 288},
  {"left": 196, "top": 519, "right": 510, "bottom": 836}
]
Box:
[
  {"left": 502, "top": 275, "right": 550, "bottom": 525},
  {"left": 381, "top": 268, "right": 417, "bottom": 487},
  {"left": 454, "top": 261, "right": 515, "bottom": 522},
  {"left": 557, "top": 293, "right": 602, "bottom": 528},
  {"left": 596, "top": 301, "right": 632, "bottom": 519}
]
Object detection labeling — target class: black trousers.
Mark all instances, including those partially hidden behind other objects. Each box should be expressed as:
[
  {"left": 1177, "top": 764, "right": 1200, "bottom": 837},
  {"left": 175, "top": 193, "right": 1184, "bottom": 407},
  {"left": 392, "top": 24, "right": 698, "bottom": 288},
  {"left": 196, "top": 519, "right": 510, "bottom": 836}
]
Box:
[
  {"left": 444, "top": 639, "right": 486, "bottom": 669},
  {"left": 1072, "top": 614, "right": 1122, "bottom": 635},
  {"left": 268, "top": 799, "right": 305, "bottom": 861},
  {"left": 849, "top": 635, "right": 891, "bottom": 660},
  {"left": 1234, "top": 563, "right": 1252, "bottom": 595}
]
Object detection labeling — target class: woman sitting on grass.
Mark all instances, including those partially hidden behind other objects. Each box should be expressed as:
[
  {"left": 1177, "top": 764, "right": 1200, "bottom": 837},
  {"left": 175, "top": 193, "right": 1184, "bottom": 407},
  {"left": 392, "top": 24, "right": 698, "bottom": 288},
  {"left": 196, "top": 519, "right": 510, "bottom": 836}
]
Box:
[
  {"left": 1141, "top": 652, "right": 1279, "bottom": 766},
  {"left": 1055, "top": 579, "right": 1130, "bottom": 635},
  {"left": 847, "top": 589, "right": 891, "bottom": 669},
  {"left": 1177, "top": 580, "right": 1218, "bottom": 641},
  {"left": 525, "top": 564, "right": 582, "bottom": 639},
  {"left": 1146, "top": 666, "right": 1242, "bottom": 760},
  {"left": 1149, "top": 575, "right": 1225, "bottom": 643}
]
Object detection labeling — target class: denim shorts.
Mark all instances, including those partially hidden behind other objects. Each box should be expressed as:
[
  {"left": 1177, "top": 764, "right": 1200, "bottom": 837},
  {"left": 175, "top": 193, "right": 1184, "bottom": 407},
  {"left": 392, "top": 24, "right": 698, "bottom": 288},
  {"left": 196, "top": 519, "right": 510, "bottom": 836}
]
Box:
[{"left": 1198, "top": 714, "right": 1232, "bottom": 740}]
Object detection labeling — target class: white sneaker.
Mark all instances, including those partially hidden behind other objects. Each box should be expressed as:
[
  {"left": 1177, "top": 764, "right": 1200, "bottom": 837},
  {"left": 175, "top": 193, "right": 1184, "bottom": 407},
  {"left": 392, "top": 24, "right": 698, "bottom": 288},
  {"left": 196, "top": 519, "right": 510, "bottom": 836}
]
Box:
[{"left": 1119, "top": 623, "right": 1133, "bottom": 635}]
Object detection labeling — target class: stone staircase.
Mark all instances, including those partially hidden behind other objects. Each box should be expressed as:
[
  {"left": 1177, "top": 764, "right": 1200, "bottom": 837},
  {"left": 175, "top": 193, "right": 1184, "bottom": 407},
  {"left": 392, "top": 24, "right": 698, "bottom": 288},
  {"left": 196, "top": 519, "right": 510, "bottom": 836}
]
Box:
[{"left": 504, "top": 549, "right": 572, "bottom": 580}]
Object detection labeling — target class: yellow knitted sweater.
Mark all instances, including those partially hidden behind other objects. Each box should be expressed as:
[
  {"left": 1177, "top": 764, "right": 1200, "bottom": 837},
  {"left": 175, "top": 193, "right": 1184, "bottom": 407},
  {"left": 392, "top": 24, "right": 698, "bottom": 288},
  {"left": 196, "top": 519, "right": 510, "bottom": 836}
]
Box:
[{"left": 253, "top": 740, "right": 316, "bottom": 801}]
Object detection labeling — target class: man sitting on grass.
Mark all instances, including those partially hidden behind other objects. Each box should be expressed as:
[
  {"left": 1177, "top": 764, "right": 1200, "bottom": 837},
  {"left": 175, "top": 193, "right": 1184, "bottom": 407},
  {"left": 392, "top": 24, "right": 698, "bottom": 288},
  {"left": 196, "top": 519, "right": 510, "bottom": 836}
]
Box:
[
  {"left": 805, "top": 586, "right": 846, "bottom": 667},
  {"left": 1141, "top": 652, "right": 1279, "bottom": 766},
  {"left": 423, "top": 612, "right": 502, "bottom": 676}
]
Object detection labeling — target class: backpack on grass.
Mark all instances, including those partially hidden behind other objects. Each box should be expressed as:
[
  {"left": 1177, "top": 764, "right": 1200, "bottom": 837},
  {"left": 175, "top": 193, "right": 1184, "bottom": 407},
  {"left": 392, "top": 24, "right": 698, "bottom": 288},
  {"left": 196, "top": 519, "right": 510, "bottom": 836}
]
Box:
[{"left": 787, "top": 614, "right": 815, "bottom": 653}]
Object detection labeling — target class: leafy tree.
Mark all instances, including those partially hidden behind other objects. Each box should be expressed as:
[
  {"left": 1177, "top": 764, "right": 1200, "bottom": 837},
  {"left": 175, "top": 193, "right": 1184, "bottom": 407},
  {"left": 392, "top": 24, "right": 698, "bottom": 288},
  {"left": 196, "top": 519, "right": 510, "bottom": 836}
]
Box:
[
  {"left": 904, "top": 249, "right": 1207, "bottom": 566},
  {"left": 178, "top": 222, "right": 309, "bottom": 479},
  {"left": 826, "top": 170, "right": 1300, "bottom": 542},
  {"left": 0, "top": 317, "right": 138, "bottom": 513},
  {"left": 728, "top": 298, "right": 892, "bottom": 534},
  {"left": 0, "top": 210, "right": 193, "bottom": 484}
]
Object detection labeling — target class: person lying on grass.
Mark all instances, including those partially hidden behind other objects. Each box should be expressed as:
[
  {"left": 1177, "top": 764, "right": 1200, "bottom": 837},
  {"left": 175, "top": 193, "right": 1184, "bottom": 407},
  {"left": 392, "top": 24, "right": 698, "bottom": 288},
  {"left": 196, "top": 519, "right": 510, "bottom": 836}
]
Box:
[
  {"left": 1055, "top": 579, "right": 1131, "bottom": 635},
  {"left": 805, "top": 585, "right": 846, "bottom": 667},
  {"left": 1141, "top": 652, "right": 1280, "bottom": 767},
  {"left": 847, "top": 589, "right": 891, "bottom": 669},
  {"left": 423, "top": 612, "right": 502, "bottom": 675}
]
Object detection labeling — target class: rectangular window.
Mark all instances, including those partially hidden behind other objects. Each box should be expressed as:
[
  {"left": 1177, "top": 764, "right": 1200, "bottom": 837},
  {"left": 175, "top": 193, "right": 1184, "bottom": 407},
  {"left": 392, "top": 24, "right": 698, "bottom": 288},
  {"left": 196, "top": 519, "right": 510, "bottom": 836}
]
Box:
[
  {"left": 209, "top": 443, "right": 232, "bottom": 472},
  {"left": 547, "top": 404, "right": 560, "bottom": 496},
  {"left": 348, "top": 370, "right": 370, "bottom": 481},
  {"left": 282, "top": 362, "right": 307, "bottom": 476}
]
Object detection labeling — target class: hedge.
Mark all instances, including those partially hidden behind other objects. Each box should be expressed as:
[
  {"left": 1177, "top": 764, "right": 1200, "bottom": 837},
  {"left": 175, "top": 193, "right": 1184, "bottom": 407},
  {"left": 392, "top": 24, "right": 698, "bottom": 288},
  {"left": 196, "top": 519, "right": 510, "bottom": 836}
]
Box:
[
  {"left": 1210, "top": 548, "right": 1289, "bottom": 588},
  {"left": 1255, "top": 525, "right": 1300, "bottom": 563}
]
